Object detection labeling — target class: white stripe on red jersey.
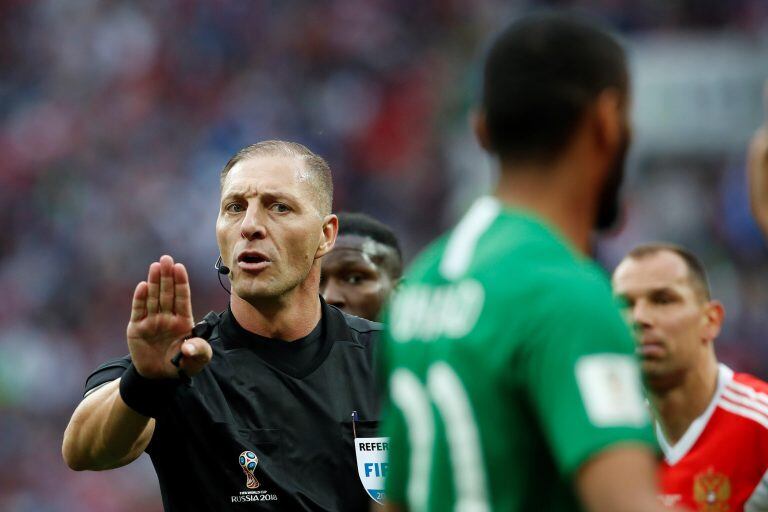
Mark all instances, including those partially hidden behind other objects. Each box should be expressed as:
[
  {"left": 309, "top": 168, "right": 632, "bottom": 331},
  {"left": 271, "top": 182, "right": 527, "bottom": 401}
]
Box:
[{"left": 659, "top": 364, "right": 768, "bottom": 511}]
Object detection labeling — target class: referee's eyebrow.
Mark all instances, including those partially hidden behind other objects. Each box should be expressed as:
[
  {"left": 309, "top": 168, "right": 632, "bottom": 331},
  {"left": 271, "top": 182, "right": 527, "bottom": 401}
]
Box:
[{"left": 220, "top": 188, "right": 300, "bottom": 205}]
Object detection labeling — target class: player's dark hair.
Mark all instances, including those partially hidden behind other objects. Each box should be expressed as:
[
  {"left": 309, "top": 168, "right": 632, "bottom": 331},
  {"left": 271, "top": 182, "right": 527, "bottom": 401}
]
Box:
[
  {"left": 625, "top": 243, "right": 712, "bottom": 301},
  {"left": 482, "top": 13, "right": 627, "bottom": 165},
  {"left": 220, "top": 140, "right": 333, "bottom": 215},
  {"left": 337, "top": 212, "right": 403, "bottom": 277}
]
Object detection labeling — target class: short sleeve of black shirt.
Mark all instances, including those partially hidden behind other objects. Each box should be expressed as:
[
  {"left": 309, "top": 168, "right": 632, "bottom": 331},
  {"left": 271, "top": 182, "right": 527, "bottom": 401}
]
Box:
[{"left": 83, "top": 355, "right": 131, "bottom": 397}]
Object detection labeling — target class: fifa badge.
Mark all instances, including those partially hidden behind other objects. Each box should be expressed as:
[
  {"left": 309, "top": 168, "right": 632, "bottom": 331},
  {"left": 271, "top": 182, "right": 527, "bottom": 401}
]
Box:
[{"left": 239, "top": 450, "right": 260, "bottom": 489}]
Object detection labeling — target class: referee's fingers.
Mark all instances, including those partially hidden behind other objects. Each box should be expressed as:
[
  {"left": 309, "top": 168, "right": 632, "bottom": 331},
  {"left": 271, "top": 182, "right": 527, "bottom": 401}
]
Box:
[
  {"left": 179, "top": 337, "right": 213, "bottom": 376},
  {"left": 130, "top": 281, "right": 148, "bottom": 323},
  {"left": 158, "top": 255, "right": 175, "bottom": 313},
  {"left": 173, "top": 262, "right": 193, "bottom": 319},
  {"left": 146, "top": 262, "right": 161, "bottom": 315}
]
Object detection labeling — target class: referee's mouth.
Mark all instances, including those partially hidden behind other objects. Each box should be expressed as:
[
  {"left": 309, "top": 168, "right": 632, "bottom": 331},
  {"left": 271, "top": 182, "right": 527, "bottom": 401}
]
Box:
[{"left": 237, "top": 250, "right": 272, "bottom": 273}]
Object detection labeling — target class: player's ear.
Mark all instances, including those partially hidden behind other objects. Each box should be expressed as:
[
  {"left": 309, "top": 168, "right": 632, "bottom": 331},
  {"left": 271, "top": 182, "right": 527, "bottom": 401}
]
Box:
[
  {"left": 702, "top": 300, "right": 725, "bottom": 344},
  {"left": 316, "top": 214, "right": 338, "bottom": 259},
  {"left": 472, "top": 109, "right": 493, "bottom": 152},
  {"left": 592, "top": 88, "right": 624, "bottom": 158}
]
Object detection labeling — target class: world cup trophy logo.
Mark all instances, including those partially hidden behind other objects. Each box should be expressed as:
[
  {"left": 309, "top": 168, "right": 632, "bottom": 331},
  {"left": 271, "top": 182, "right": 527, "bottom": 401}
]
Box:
[{"left": 239, "top": 451, "right": 260, "bottom": 489}]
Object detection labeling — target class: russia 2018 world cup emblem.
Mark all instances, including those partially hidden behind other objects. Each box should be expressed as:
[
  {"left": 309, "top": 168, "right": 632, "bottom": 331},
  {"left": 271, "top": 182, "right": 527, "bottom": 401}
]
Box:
[{"left": 239, "top": 451, "right": 260, "bottom": 489}]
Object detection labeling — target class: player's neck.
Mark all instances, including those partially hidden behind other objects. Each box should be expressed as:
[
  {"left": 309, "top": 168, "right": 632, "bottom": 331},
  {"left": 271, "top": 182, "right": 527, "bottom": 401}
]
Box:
[
  {"left": 229, "top": 270, "right": 322, "bottom": 341},
  {"left": 494, "top": 163, "right": 597, "bottom": 255},
  {"left": 650, "top": 354, "right": 719, "bottom": 446}
]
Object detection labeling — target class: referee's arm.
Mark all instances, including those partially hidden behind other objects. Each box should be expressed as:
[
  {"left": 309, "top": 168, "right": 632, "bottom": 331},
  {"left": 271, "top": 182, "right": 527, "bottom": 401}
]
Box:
[
  {"left": 64, "top": 255, "right": 209, "bottom": 471},
  {"left": 62, "top": 379, "right": 155, "bottom": 471}
]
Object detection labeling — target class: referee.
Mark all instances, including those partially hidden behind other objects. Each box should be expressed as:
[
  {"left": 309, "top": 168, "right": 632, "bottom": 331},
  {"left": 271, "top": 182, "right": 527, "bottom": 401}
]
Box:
[{"left": 63, "top": 141, "right": 381, "bottom": 511}]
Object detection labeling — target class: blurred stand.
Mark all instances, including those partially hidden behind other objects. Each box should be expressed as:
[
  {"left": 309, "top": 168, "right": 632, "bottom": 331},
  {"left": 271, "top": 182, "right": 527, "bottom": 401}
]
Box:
[{"left": 1, "top": 1, "right": 767, "bottom": 510}]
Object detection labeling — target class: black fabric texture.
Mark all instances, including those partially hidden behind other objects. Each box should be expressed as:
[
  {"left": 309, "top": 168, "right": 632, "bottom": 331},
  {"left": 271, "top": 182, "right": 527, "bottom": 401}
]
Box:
[{"left": 82, "top": 298, "right": 382, "bottom": 511}]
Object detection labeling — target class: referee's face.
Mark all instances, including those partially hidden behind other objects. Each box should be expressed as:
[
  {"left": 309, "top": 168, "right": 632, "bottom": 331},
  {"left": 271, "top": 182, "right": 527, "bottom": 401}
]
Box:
[
  {"left": 612, "top": 251, "right": 723, "bottom": 392},
  {"left": 216, "top": 154, "right": 333, "bottom": 302}
]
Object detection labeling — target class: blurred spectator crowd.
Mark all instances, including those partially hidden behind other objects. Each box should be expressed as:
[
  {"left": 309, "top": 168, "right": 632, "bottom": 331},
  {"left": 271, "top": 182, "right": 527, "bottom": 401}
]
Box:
[{"left": 1, "top": 0, "right": 767, "bottom": 510}]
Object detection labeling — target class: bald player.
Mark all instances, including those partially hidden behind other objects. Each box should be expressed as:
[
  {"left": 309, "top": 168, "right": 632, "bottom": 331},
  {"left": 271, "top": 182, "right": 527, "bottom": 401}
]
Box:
[{"left": 613, "top": 243, "right": 768, "bottom": 510}]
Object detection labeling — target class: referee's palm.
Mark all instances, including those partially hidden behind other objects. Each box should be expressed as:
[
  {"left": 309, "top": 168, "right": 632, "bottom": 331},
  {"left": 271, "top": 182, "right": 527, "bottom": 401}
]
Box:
[{"left": 127, "top": 255, "right": 197, "bottom": 379}]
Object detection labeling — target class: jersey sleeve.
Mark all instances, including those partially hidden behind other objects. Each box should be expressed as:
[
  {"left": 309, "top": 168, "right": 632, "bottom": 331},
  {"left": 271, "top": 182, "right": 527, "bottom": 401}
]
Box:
[
  {"left": 376, "top": 304, "right": 407, "bottom": 505},
  {"left": 379, "top": 394, "right": 409, "bottom": 505},
  {"left": 83, "top": 355, "right": 131, "bottom": 397},
  {"left": 523, "top": 272, "right": 656, "bottom": 476}
]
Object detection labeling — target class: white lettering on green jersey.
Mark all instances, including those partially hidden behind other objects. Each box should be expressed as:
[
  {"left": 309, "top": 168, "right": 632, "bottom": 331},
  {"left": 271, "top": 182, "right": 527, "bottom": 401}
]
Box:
[
  {"left": 380, "top": 196, "right": 655, "bottom": 511},
  {"left": 390, "top": 280, "right": 484, "bottom": 342}
]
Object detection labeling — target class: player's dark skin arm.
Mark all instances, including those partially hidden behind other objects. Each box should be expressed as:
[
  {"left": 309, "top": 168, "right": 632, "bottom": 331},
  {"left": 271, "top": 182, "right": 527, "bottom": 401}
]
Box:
[
  {"left": 62, "top": 255, "right": 212, "bottom": 471},
  {"left": 576, "top": 444, "right": 688, "bottom": 512},
  {"left": 381, "top": 445, "right": 687, "bottom": 512}
]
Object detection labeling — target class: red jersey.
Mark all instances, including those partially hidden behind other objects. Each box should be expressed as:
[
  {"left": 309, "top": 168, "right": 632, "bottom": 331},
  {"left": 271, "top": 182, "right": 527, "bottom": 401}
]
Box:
[{"left": 659, "top": 365, "right": 768, "bottom": 511}]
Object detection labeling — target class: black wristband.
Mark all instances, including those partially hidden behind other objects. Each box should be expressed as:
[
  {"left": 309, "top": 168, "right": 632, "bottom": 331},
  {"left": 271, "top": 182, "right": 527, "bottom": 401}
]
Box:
[{"left": 119, "top": 364, "right": 183, "bottom": 418}]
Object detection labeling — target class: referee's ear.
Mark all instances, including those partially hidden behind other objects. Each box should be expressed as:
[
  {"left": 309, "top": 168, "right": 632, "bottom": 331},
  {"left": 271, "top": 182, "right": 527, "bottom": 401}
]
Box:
[{"left": 315, "top": 213, "right": 339, "bottom": 259}]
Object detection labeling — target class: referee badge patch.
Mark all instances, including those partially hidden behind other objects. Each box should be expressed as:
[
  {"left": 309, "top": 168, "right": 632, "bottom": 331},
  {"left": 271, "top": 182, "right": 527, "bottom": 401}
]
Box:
[{"left": 354, "top": 436, "right": 389, "bottom": 504}]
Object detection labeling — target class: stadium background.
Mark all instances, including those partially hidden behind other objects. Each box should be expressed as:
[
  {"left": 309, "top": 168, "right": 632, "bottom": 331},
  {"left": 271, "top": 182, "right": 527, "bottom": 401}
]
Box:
[{"left": 1, "top": 0, "right": 767, "bottom": 510}]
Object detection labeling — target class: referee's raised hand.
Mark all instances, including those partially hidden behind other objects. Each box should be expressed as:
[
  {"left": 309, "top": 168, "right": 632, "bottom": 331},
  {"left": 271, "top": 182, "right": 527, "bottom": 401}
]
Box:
[
  {"left": 748, "top": 80, "right": 768, "bottom": 238},
  {"left": 127, "top": 255, "right": 212, "bottom": 379}
]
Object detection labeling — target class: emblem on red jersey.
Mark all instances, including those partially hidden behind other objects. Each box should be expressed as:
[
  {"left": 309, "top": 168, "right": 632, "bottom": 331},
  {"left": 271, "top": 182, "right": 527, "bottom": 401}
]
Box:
[
  {"left": 693, "top": 468, "right": 730, "bottom": 511},
  {"left": 239, "top": 450, "right": 260, "bottom": 489}
]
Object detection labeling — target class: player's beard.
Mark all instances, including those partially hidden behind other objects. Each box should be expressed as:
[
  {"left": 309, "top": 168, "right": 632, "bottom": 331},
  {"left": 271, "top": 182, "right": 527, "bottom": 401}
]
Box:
[{"left": 595, "top": 129, "right": 630, "bottom": 232}]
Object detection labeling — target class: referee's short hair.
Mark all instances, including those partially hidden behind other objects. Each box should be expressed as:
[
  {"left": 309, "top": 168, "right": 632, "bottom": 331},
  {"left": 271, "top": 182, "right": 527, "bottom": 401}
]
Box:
[
  {"left": 482, "top": 13, "right": 628, "bottom": 166},
  {"left": 220, "top": 141, "right": 333, "bottom": 215},
  {"left": 337, "top": 212, "right": 403, "bottom": 277}
]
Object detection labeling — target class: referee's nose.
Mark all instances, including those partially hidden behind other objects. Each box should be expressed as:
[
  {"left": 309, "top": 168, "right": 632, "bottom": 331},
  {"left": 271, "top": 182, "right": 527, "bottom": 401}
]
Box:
[{"left": 322, "top": 278, "right": 347, "bottom": 311}]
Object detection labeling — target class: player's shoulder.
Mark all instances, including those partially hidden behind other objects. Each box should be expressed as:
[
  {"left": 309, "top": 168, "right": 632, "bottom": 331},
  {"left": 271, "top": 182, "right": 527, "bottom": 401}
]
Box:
[
  {"left": 529, "top": 258, "right": 617, "bottom": 315},
  {"left": 403, "top": 235, "right": 451, "bottom": 282},
  {"left": 719, "top": 367, "right": 768, "bottom": 431},
  {"left": 730, "top": 371, "right": 768, "bottom": 394}
]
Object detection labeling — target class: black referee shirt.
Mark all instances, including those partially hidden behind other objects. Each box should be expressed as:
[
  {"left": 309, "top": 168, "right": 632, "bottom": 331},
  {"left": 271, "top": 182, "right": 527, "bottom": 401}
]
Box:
[{"left": 84, "top": 299, "right": 382, "bottom": 511}]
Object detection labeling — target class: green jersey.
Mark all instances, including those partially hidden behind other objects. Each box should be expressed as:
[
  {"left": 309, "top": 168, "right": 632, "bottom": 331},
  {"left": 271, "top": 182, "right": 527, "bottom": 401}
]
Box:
[{"left": 380, "top": 196, "right": 654, "bottom": 511}]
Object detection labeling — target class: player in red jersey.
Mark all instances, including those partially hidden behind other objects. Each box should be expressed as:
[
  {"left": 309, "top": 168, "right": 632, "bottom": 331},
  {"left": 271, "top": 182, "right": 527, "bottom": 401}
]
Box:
[{"left": 613, "top": 243, "right": 768, "bottom": 511}]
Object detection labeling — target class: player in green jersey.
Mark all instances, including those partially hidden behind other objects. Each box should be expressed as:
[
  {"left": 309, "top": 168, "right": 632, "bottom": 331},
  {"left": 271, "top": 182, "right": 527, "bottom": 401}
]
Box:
[{"left": 380, "top": 14, "right": 679, "bottom": 512}]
